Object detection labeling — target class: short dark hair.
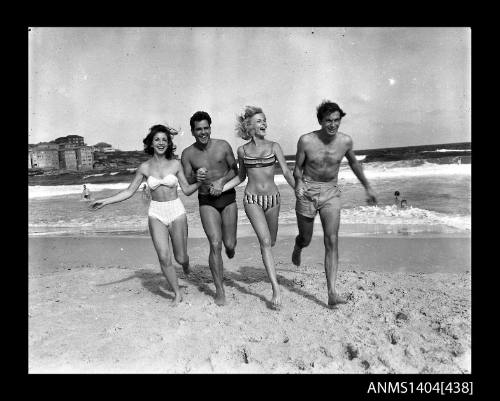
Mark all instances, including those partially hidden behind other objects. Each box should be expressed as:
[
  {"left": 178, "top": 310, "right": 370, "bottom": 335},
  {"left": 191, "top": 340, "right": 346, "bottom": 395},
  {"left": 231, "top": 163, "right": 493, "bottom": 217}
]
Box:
[
  {"left": 190, "top": 111, "right": 212, "bottom": 130},
  {"left": 316, "top": 100, "right": 346, "bottom": 123},
  {"left": 394, "top": 191, "right": 400, "bottom": 196},
  {"left": 143, "top": 124, "right": 176, "bottom": 158}
]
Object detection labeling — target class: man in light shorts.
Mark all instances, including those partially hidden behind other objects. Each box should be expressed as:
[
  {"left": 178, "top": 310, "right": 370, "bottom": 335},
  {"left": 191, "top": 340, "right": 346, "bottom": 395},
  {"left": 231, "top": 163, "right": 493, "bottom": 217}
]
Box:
[{"left": 293, "top": 100, "right": 377, "bottom": 307}]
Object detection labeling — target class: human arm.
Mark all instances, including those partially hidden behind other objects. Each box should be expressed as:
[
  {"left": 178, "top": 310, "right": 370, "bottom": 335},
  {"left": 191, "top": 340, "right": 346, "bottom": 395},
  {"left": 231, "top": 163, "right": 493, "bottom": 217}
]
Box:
[
  {"left": 181, "top": 148, "right": 197, "bottom": 184},
  {"left": 222, "top": 146, "right": 246, "bottom": 192},
  {"left": 293, "top": 135, "right": 307, "bottom": 198},
  {"left": 345, "top": 141, "right": 377, "bottom": 205},
  {"left": 273, "top": 142, "right": 295, "bottom": 189},
  {"left": 210, "top": 141, "right": 238, "bottom": 196},
  {"left": 89, "top": 165, "right": 146, "bottom": 210},
  {"left": 176, "top": 160, "right": 202, "bottom": 196}
]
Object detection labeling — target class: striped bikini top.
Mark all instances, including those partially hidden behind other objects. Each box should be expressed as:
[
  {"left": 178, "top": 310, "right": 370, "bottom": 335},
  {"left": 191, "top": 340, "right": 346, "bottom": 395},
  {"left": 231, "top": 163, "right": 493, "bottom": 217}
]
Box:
[{"left": 242, "top": 146, "right": 276, "bottom": 168}]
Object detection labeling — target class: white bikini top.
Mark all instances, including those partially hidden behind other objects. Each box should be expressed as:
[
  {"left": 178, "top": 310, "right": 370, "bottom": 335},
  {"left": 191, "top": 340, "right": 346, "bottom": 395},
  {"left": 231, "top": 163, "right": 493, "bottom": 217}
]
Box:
[{"left": 147, "top": 174, "right": 178, "bottom": 190}]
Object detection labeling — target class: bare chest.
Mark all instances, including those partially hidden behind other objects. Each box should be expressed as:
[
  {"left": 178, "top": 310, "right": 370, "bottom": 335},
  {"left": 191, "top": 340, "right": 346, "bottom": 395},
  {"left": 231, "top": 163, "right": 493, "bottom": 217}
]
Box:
[
  {"left": 189, "top": 148, "right": 228, "bottom": 171},
  {"left": 305, "top": 144, "right": 346, "bottom": 168}
]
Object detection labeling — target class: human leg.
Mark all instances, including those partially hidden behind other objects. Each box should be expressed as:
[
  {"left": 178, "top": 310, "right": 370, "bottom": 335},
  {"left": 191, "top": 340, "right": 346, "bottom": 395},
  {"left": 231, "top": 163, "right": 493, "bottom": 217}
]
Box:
[
  {"left": 148, "top": 216, "right": 182, "bottom": 304},
  {"left": 199, "top": 205, "right": 226, "bottom": 306},
  {"left": 292, "top": 212, "right": 315, "bottom": 266},
  {"left": 265, "top": 202, "right": 280, "bottom": 247},
  {"left": 245, "top": 202, "right": 281, "bottom": 308},
  {"left": 168, "top": 213, "right": 190, "bottom": 274},
  {"left": 319, "top": 206, "right": 346, "bottom": 306},
  {"left": 221, "top": 201, "right": 237, "bottom": 259}
]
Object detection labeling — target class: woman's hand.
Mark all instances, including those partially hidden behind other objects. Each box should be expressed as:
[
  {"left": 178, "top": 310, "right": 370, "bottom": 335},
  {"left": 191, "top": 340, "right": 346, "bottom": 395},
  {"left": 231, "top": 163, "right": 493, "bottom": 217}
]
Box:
[{"left": 89, "top": 199, "right": 106, "bottom": 210}]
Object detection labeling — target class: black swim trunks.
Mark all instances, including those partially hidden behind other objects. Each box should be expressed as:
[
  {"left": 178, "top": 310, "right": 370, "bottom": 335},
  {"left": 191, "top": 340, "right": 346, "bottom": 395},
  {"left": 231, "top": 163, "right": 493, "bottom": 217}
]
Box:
[{"left": 198, "top": 188, "right": 236, "bottom": 213}]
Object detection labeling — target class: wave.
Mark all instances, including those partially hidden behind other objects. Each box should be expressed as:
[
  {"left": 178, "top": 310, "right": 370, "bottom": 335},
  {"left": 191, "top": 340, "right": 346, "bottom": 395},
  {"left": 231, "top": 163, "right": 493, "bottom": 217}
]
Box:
[
  {"left": 82, "top": 173, "right": 106, "bottom": 179},
  {"left": 29, "top": 205, "right": 470, "bottom": 237},
  {"left": 421, "top": 149, "right": 471, "bottom": 153},
  {"left": 28, "top": 161, "right": 470, "bottom": 199},
  {"left": 277, "top": 205, "right": 470, "bottom": 231},
  {"left": 29, "top": 183, "right": 132, "bottom": 198}
]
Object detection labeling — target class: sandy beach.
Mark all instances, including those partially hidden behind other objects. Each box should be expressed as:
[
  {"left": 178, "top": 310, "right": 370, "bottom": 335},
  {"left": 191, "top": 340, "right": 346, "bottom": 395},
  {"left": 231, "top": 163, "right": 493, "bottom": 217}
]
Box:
[{"left": 28, "top": 234, "right": 471, "bottom": 374}]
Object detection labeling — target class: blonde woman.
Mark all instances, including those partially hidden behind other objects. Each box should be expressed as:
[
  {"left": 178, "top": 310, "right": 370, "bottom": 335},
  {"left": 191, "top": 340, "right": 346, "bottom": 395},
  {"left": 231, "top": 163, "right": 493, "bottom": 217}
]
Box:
[{"left": 222, "top": 106, "right": 294, "bottom": 309}]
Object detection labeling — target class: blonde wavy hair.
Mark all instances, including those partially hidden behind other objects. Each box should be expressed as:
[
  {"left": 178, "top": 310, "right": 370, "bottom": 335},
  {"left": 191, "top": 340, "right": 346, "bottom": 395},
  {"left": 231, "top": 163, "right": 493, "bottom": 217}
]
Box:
[{"left": 235, "top": 106, "right": 264, "bottom": 140}]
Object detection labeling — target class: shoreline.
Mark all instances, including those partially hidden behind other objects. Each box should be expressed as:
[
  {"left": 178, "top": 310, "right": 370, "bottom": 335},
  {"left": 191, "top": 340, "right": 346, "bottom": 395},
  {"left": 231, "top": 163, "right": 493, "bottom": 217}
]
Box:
[
  {"left": 29, "top": 234, "right": 471, "bottom": 275},
  {"left": 29, "top": 221, "right": 470, "bottom": 240}
]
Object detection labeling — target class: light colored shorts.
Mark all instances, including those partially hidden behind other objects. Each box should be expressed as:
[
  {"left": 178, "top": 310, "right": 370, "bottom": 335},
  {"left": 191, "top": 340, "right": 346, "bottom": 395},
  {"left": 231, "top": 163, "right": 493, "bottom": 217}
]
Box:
[
  {"left": 295, "top": 178, "right": 341, "bottom": 218},
  {"left": 148, "top": 198, "right": 186, "bottom": 226}
]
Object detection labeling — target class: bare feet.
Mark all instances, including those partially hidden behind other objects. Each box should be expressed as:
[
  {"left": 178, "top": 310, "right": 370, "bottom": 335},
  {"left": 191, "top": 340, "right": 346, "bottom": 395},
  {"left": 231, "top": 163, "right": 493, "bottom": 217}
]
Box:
[
  {"left": 182, "top": 263, "right": 191, "bottom": 275},
  {"left": 328, "top": 292, "right": 347, "bottom": 307},
  {"left": 271, "top": 291, "right": 282, "bottom": 310},
  {"left": 225, "top": 248, "right": 235, "bottom": 259},
  {"left": 172, "top": 292, "right": 183, "bottom": 306},
  {"left": 291, "top": 245, "right": 302, "bottom": 266},
  {"left": 214, "top": 291, "right": 226, "bottom": 306}
]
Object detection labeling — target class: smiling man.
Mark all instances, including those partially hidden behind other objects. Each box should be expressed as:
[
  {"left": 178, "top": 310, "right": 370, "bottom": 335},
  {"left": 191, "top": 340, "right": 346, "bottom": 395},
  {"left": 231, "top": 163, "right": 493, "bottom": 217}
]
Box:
[
  {"left": 181, "top": 111, "right": 238, "bottom": 306},
  {"left": 293, "top": 101, "right": 377, "bottom": 307}
]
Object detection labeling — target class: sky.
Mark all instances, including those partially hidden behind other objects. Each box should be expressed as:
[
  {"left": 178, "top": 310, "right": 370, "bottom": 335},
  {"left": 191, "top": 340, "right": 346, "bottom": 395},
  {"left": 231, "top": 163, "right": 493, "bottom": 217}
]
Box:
[{"left": 29, "top": 27, "right": 471, "bottom": 154}]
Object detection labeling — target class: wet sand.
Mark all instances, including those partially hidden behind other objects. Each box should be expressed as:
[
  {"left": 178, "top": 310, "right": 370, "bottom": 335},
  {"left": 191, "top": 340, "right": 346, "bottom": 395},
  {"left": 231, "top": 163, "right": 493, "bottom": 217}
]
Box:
[{"left": 28, "top": 235, "right": 471, "bottom": 373}]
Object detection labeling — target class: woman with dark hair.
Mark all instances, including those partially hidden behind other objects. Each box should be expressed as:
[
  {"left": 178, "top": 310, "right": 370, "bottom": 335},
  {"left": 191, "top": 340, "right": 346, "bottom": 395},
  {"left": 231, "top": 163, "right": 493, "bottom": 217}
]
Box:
[
  {"left": 222, "top": 106, "right": 295, "bottom": 309},
  {"left": 90, "top": 124, "right": 202, "bottom": 305}
]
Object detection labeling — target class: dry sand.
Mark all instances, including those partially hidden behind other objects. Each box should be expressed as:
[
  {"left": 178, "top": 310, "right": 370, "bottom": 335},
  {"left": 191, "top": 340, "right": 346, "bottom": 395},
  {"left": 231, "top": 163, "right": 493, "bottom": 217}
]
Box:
[{"left": 28, "top": 235, "right": 471, "bottom": 374}]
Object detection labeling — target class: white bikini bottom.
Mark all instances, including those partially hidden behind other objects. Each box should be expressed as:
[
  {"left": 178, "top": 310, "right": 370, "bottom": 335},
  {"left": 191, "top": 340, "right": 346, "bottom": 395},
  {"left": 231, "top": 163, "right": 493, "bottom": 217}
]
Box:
[{"left": 148, "top": 198, "right": 186, "bottom": 226}]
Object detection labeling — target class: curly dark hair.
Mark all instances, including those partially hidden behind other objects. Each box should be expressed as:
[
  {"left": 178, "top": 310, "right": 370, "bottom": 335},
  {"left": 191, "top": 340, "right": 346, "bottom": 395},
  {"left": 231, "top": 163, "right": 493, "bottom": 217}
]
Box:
[
  {"left": 143, "top": 124, "right": 178, "bottom": 158},
  {"left": 316, "top": 100, "right": 346, "bottom": 123},
  {"left": 189, "top": 111, "right": 212, "bottom": 130}
]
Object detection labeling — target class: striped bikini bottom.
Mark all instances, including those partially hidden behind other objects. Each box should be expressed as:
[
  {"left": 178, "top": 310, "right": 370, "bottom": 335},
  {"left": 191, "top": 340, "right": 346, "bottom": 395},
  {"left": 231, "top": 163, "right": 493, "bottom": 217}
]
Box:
[{"left": 243, "top": 191, "right": 280, "bottom": 212}]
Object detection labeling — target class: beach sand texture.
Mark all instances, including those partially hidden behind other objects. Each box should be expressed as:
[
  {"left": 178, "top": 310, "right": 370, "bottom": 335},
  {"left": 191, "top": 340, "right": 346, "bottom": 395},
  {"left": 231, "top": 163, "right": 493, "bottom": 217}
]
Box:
[{"left": 29, "top": 236, "right": 471, "bottom": 374}]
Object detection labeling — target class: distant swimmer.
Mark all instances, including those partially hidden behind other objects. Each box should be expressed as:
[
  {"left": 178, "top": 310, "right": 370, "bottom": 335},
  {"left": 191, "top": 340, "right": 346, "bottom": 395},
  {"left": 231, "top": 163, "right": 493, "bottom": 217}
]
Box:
[
  {"left": 81, "top": 185, "right": 91, "bottom": 201},
  {"left": 394, "top": 191, "right": 400, "bottom": 205},
  {"left": 400, "top": 199, "right": 408, "bottom": 209}
]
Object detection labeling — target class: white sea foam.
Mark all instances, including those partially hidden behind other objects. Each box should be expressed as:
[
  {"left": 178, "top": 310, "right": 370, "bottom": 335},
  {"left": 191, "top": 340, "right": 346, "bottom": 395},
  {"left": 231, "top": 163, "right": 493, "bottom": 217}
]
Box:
[
  {"left": 421, "top": 149, "right": 471, "bottom": 153},
  {"left": 29, "top": 183, "right": 131, "bottom": 198},
  {"left": 82, "top": 173, "right": 106, "bottom": 179},
  {"left": 273, "top": 161, "right": 470, "bottom": 185},
  {"left": 29, "top": 205, "right": 470, "bottom": 235},
  {"left": 277, "top": 205, "right": 470, "bottom": 231}
]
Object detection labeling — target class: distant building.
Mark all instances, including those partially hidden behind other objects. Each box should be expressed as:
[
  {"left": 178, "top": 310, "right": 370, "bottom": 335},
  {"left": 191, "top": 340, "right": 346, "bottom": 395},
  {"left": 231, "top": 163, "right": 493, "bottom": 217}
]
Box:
[
  {"left": 30, "top": 143, "right": 60, "bottom": 170},
  {"left": 75, "top": 146, "right": 94, "bottom": 171},
  {"left": 55, "top": 135, "right": 85, "bottom": 149},
  {"left": 29, "top": 135, "right": 97, "bottom": 172},
  {"left": 93, "top": 142, "right": 115, "bottom": 153},
  {"left": 58, "top": 149, "right": 78, "bottom": 170}
]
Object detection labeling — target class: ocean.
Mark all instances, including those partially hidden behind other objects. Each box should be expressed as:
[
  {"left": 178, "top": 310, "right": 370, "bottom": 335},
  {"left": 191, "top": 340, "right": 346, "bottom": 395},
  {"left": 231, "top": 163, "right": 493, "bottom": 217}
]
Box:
[{"left": 28, "top": 143, "right": 471, "bottom": 239}]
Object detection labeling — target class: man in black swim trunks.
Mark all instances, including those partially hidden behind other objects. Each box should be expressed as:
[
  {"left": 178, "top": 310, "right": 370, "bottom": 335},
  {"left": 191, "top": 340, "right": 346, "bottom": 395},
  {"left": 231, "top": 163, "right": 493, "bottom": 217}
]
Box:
[{"left": 181, "top": 111, "right": 238, "bottom": 306}]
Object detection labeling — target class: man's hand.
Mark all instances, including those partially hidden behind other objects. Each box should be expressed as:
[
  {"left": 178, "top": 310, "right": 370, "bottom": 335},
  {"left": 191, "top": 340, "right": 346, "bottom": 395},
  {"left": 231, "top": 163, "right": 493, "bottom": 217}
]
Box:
[
  {"left": 365, "top": 188, "right": 377, "bottom": 205},
  {"left": 196, "top": 168, "right": 208, "bottom": 183},
  {"left": 295, "top": 181, "right": 307, "bottom": 199},
  {"left": 209, "top": 179, "right": 223, "bottom": 196}
]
